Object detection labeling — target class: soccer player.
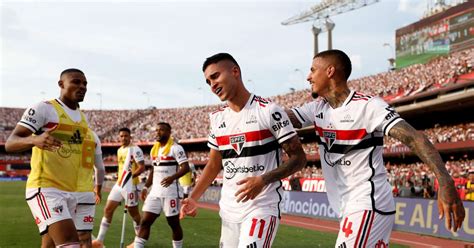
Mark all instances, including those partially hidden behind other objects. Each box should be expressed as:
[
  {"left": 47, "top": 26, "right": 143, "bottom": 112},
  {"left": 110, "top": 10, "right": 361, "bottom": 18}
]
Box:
[
  {"left": 5, "top": 68, "right": 90, "bottom": 247},
  {"left": 180, "top": 53, "right": 307, "bottom": 247},
  {"left": 286, "top": 49, "right": 465, "bottom": 247},
  {"left": 130, "top": 122, "right": 190, "bottom": 248},
  {"left": 92, "top": 128, "right": 145, "bottom": 248}
]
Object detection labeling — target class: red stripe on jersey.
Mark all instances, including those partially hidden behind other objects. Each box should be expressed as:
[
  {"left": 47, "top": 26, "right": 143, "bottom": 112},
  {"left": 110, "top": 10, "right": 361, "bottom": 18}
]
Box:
[
  {"left": 352, "top": 98, "right": 369, "bottom": 101},
  {"left": 354, "top": 210, "right": 368, "bottom": 247},
  {"left": 362, "top": 211, "right": 376, "bottom": 248},
  {"left": 355, "top": 92, "right": 373, "bottom": 98},
  {"left": 160, "top": 156, "right": 175, "bottom": 161},
  {"left": 118, "top": 170, "right": 127, "bottom": 186},
  {"left": 314, "top": 124, "right": 367, "bottom": 140},
  {"left": 44, "top": 122, "right": 58, "bottom": 129},
  {"left": 216, "top": 129, "right": 273, "bottom": 146}
]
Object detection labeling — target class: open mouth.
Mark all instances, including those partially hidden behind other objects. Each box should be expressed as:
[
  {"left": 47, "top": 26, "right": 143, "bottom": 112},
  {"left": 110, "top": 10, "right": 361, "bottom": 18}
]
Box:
[{"left": 215, "top": 87, "right": 222, "bottom": 95}]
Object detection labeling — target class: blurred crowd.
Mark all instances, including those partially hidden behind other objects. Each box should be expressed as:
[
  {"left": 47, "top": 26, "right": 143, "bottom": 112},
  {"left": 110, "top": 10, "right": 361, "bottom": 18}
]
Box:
[
  {"left": 1, "top": 48, "right": 472, "bottom": 143},
  {"left": 386, "top": 158, "right": 474, "bottom": 200}
]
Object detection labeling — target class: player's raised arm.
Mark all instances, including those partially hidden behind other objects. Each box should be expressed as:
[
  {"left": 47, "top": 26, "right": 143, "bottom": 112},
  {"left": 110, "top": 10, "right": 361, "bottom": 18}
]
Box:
[
  {"left": 388, "top": 120, "right": 465, "bottom": 231},
  {"left": 180, "top": 148, "right": 222, "bottom": 219},
  {"left": 235, "top": 135, "right": 306, "bottom": 203}
]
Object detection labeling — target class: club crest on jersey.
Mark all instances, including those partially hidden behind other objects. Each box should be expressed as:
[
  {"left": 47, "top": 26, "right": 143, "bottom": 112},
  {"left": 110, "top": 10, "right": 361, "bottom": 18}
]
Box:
[
  {"left": 230, "top": 134, "right": 245, "bottom": 155},
  {"left": 323, "top": 130, "right": 336, "bottom": 149}
]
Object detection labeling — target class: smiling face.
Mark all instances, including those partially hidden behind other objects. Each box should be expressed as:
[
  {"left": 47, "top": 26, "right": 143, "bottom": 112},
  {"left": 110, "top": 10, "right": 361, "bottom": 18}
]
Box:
[
  {"left": 204, "top": 60, "right": 241, "bottom": 102},
  {"left": 307, "top": 57, "right": 333, "bottom": 98},
  {"left": 119, "top": 130, "right": 131, "bottom": 147},
  {"left": 59, "top": 72, "right": 88, "bottom": 103}
]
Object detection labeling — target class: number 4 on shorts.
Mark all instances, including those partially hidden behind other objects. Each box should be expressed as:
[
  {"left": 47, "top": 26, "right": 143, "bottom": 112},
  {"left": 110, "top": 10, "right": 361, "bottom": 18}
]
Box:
[{"left": 342, "top": 217, "right": 353, "bottom": 238}]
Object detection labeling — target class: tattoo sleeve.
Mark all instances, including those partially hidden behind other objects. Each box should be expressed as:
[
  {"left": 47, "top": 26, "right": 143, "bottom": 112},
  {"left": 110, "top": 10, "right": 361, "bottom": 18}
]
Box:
[
  {"left": 261, "top": 135, "right": 307, "bottom": 185},
  {"left": 388, "top": 121, "right": 453, "bottom": 186}
]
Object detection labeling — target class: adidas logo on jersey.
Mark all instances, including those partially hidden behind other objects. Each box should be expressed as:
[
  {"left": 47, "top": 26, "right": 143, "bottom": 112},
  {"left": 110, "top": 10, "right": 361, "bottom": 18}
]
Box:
[
  {"left": 316, "top": 112, "right": 323, "bottom": 119},
  {"left": 69, "top": 130, "right": 83, "bottom": 144},
  {"left": 218, "top": 122, "right": 226, "bottom": 129}
]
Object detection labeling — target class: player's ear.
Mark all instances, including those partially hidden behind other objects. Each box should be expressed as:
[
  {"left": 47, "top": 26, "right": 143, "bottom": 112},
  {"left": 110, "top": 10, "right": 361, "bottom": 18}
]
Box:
[
  {"left": 326, "top": 65, "right": 336, "bottom": 78},
  {"left": 58, "top": 80, "right": 64, "bottom": 88}
]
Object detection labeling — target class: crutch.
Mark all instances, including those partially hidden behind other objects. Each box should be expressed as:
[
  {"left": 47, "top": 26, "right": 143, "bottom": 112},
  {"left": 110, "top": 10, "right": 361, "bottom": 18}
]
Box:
[{"left": 119, "top": 195, "right": 129, "bottom": 248}]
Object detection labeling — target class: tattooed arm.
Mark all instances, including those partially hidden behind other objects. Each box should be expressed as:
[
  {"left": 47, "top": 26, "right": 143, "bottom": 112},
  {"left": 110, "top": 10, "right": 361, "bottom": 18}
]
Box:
[
  {"left": 235, "top": 135, "right": 307, "bottom": 203},
  {"left": 388, "top": 120, "right": 465, "bottom": 231}
]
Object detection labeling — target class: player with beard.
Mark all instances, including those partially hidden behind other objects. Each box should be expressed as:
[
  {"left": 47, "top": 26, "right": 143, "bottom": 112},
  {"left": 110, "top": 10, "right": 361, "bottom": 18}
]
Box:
[
  {"left": 129, "top": 122, "right": 190, "bottom": 248},
  {"left": 286, "top": 49, "right": 465, "bottom": 247}
]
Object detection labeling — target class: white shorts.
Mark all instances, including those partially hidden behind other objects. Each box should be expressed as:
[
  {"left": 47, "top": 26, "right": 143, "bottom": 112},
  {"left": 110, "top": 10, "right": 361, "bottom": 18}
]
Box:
[
  {"left": 73, "top": 192, "right": 96, "bottom": 231},
  {"left": 25, "top": 188, "right": 77, "bottom": 235},
  {"left": 107, "top": 184, "right": 139, "bottom": 207},
  {"left": 142, "top": 197, "right": 180, "bottom": 217},
  {"left": 335, "top": 210, "right": 394, "bottom": 248},
  {"left": 220, "top": 215, "right": 279, "bottom": 248}
]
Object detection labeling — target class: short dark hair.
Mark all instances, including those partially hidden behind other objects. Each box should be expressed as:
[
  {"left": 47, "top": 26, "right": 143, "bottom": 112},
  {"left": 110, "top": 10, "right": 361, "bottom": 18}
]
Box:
[
  {"left": 314, "top": 49, "right": 352, "bottom": 80},
  {"left": 157, "top": 122, "right": 172, "bottom": 130},
  {"left": 118, "top": 127, "right": 131, "bottom": 134},
  {"left": 202, "top": 53, "right": 239, "bottom": 72},
  {"left": 60, "top": 68, "right": 84, "bottom": 77}
]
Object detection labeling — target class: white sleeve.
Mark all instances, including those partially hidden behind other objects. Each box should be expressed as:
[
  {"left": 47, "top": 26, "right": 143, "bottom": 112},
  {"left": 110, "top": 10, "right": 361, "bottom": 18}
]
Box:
[
  {"left": 18, "top": 102, "right": 54, "bottom": 133},
  {"left": 265, "top": 103, "right": 297, "bottom": 144},
  {"left": 173, "top": 145, "right": 189, "bottom": 164},
  {"left": 132, "top": 146, "right": 145, "bottom": 163},
  {"left": 207, "top": 114, "right": 219, "bottom": 150},
  {"left": 291, "top": 101, "right": 316, "bottom": 128},
  {"left": 365, "top": 97, "right": 404, "bottom": 136},
  {"left": 92, "top": 131, "right": 105, "bottom": 186}
]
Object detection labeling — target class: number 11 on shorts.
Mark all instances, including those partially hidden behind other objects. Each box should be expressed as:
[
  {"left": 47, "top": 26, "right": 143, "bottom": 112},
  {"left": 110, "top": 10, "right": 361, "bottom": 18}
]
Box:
[{"left": 249, "top": 218, "right": 266, "bottom": 239}]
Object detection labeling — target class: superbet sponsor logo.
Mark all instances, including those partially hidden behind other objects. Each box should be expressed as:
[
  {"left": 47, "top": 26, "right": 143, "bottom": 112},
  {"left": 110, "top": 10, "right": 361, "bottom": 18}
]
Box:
[{"left": 83, "top": 215, "right": 94, "bottom": 223}]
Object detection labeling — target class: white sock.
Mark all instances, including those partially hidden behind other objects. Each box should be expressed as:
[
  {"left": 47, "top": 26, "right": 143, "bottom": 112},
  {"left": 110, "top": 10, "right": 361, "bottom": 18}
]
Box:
[
  {"left": 172, "top": 240, "right": 183, "bottom": 248},
  {"left": 133, "top": 220, "right": 140, "bottom": 235},
  {"left": 96, "top": 217, "right": 110, "bottom": 241},
  {"left": 134, "top": 237, "right": 147, "bottom": 248}
]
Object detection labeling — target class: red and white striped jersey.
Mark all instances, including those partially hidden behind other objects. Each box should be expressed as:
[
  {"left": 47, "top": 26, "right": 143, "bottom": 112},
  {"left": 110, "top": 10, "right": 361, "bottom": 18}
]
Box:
[
  {"left": 291, "top": 91, "right": 403, "bottom": 218},
  {"left": 149, "top": 142, "right": 188, "bottom": 198},
  {"left": 117, "top": 145, "right": 145, "bottom": 191},
  {"left": 208, "top": 94, "right": 297, "bottom": 223}
]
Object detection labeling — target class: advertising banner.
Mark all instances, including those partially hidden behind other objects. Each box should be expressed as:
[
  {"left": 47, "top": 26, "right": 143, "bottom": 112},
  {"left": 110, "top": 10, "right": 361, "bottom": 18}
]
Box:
[{"left": 199, "top": 187, "right": 474, "bottom": 241}]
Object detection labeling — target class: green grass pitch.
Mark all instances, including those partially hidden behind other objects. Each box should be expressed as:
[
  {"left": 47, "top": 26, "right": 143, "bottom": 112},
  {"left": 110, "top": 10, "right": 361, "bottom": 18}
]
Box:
[{"left": 0, "top": 181, "right": 408, "bottom": 247}]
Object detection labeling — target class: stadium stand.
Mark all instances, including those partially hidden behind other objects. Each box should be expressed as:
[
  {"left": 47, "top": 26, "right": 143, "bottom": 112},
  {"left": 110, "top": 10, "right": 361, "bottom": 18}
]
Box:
[{"left": 1, "top": 48, "right": 473, "bottom": 201}]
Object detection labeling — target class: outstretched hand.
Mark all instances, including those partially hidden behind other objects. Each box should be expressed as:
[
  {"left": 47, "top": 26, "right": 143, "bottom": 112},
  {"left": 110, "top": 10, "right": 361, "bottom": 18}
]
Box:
[{"left": 235, "top": 176, "right": 265, "bottom": 203}]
